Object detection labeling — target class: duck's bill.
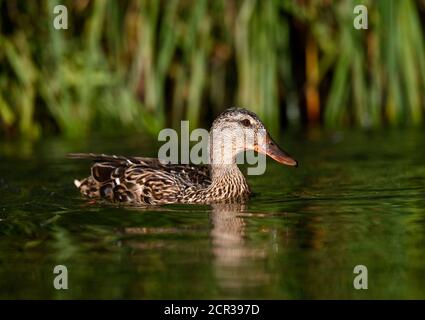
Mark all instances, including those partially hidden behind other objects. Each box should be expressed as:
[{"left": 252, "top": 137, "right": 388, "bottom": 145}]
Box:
[{"left": 255, "top": 134, "right": 298, "bottom": 167}]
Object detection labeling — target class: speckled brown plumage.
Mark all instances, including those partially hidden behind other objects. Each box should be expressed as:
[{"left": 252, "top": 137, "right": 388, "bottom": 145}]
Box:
[{"left": 70, "top": 108, "right": 297, "bottom": 205}]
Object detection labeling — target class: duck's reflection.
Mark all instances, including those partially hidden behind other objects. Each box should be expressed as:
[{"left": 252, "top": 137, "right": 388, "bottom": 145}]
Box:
[
  {"left": 118, "top": 202, "right": 271, "bottom": 294},
  {"left": 210, "top": 203, "right": 246, "bottom": 266},
  {"left": 210, "top": 203, "right": 269, "bottom": 292}
]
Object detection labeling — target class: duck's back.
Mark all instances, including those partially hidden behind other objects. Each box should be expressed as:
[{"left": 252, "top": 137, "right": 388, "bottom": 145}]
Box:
[{"left": 69, "top": 153, "right": 211, "bottom": 205}]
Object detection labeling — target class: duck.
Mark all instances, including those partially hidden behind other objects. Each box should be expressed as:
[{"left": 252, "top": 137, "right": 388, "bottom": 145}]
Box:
[{"left": 69, "top": 108, "right": 298, "bottom": 205}]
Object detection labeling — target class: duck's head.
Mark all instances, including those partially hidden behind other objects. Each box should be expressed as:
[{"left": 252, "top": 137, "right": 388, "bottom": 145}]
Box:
[{"left": 209, "top": 108, "right": 298, "bottom": 167}]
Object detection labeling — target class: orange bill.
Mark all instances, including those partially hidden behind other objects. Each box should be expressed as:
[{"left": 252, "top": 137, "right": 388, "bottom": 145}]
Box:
[{"left": 254, "top": 133, "right": 298, "bottom": 167}]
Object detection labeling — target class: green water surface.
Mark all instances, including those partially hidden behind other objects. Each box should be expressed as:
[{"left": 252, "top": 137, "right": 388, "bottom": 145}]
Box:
[{"left": 1, "top": 130, "right": 424, "bottom": 299}]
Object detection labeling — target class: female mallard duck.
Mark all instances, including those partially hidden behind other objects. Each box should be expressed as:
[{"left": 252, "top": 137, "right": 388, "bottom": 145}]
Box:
[{"left": 70, "top": 108, "right": 297, "bottom": 205}]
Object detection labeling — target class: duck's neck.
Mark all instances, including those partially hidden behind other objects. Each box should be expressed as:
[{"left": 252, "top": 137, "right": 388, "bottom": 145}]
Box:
[
  {"left": 210, "top": 163, "right": 246, "bottom": 182},
  {"left": 201, "top": 134, "right": 250, "bottom": 201},
  {"left": 202, "top": 164, "right": 250, "bottom": 201}
]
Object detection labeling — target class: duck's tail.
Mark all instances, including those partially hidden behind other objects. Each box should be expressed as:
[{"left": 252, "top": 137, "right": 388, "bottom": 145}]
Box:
[{"left": 74, "top": 179, "right": 82, "bottom": 188}]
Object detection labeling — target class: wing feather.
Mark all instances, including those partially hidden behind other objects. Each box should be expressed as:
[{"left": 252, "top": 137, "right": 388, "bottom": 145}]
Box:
[{"left": 70, "top": 153, "right": 212, "bottom": 204}]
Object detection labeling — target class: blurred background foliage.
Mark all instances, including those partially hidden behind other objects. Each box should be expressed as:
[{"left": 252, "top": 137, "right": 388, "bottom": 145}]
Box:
[{"left": 1, "top": 0, "right": 425, "bottom": 139}]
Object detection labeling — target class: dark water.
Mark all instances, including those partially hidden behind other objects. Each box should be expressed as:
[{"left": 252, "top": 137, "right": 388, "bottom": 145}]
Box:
[{"left": 1, "top": 130, "right": 425, "bottom": 299}]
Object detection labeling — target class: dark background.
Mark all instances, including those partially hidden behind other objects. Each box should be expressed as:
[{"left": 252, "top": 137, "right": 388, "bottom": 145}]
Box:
[{"left": 1, "top": 0, "right": 425, "bottom": 140}]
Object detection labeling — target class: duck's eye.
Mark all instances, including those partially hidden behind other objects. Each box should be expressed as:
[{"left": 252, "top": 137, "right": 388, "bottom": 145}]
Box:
[{"left": 240, "top": 119, "right": 251, "bottom": 127}]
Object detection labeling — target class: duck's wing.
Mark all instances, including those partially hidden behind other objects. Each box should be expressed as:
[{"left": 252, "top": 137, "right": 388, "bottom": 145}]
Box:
[
  {"left": 68, "top": 153, "right": 210, "bottom": 182},
  {"left": 69, "top": 153, "right": 211, "bottom": 204}
]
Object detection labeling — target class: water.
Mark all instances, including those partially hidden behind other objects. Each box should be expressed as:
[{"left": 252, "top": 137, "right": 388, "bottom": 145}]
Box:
[{"left": 1, "top": 130, "right": 425, "bottom": 299}]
